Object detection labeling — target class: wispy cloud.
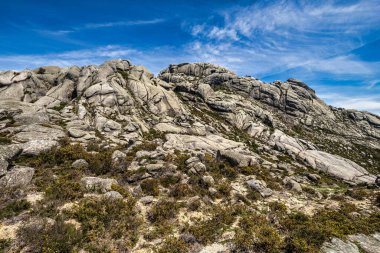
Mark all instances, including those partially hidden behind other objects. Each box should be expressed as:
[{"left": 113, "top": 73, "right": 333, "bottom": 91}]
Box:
[
  {"left": 187, "top": 0, "right": 380, "bottom": 77},
  {"left": 320, "top": 93, "right": 380, "bottom": 115},
  {"left": 0, "top": 45, "right": 138, "bottom": 70},
  {"left": 83, "top": 18, "right": 165, "bottom": 29},
  {"left": 36, "top": 18, "right": 166, "bottom": 39},
  {"left": 0, "top": 45, "right": 194, "bottom": 74}
]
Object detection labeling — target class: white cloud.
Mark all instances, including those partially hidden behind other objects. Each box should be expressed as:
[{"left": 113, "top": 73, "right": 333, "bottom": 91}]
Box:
[
  {"left": 185, "top": 0, "right": 380, "bottom": 79},
  {"left": 0, "top": 45, "right": 139, "bottom": 70},
  {"left": 36, "top": 19, "right": 166, "bottom": 39},
  {"left": 320, "top": 93, "right": 380, "bottom": 115}
]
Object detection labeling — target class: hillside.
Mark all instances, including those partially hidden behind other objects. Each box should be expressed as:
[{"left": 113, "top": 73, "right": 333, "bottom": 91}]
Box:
[{"left": 0, "top": 59, "right": 379, "bottom": 253}]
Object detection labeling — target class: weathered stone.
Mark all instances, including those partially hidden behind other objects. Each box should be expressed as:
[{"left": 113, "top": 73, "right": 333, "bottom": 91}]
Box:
[
  {"left": 246, "top": 179, "right": 273, "bottom": 197},
  {"left": 21, "top": 140, "right": 58, "bottom": 156},
  {"left": 72, "top": 159, "right": 89, "bottom": 169},
  {"left": 202, "top": 175, "right": 215, "bottom": 186},
  {"left": 283, "top": 177, "right": 302, "bottom": 192},
  {"left": 81, "top": 177, "right": 117, "bottom": 193},
  {"left": 348, "top": 234, "right": 380, "bottom": 253},
  {"left": 104, "top": 191, "right": 123, "bottom": 200},
  {"left": 164, "top": 134, "right": 245, "bottom": 153},
  {"left": 0, "top": 166, "right": 34, "bottom": 189},
  {"left": 217, "top": 150, "right": 258, "bottom": 167},
  {"left": 321, "top": 238, "right": 360, "bottom": 253},
  {"left": 68, "top": 128, "right": 87, "bottom": 138}
]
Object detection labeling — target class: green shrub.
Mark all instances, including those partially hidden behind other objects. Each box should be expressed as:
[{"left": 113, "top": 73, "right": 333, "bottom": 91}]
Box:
[
  {"left": 111, "top": 184, "right": 130, "bottom": 198},
  {"left": 147, "top": 200, "right": 179, "bottom": 224},
  {"left": 141, "top": 178, "right": 160, "bottom": 196},
  {"left": 144, "top": 222, "right": 173, "bottom": 241},
  {"left": 187, "top": 198, "right": 202, "bottom": 211},
  {"left": 216, "top": 181, "right": 232, "bottom": 198},
  {"left": 158, "top": 237, "right": 189, "bottom": 253},
  {"left": 187, "top": 205, "right": 241, "bottom": 244},
  {"left": 17, "top": 143, "right": 116, "bottom": 176},
  {"left": 0, "top": 239, "right": 11, "bottom": 252},
  {"left": 376, "top": 193, "right": 380, "bottom": 207},
  {"left": 246, "top": 189, "right": 262, "bottom": 201},
  {"left": 281, "top": 208, "right": 380, "bottom": 252},
  {"left": 45, "top": 171, "right": 83, "bottom": 201},
  {"left": 72, "top": 196, "right": 141, "bottom": 248},
  {"left": 207, "top": 160, "right": 238, "bottom": 180},
  {"left": 269, "top": 201, "right": 287, "bottom": 215},
  {"left": 170, "top": 184, "right": 194, "bottom": 199},
  {"left": 303, "top": 186, "right": 316, "bottom": 195},
  {"left": 160, "top": 174, "right": 181, "bottom": 188},
  {"left": 17, "top": 217, "right": 82, "bottom": 253},
  {"left": 0, "top": 199, "right": 30, "bottom": 220},
  {"left": 232, "top": 212, "right": 284, "bottom": 253},
  {"left": 0, "top": 136, "right": 11, "bottom": 144},
  {"left": 345, "top": 188, "right": 369, "bottom": 200}
]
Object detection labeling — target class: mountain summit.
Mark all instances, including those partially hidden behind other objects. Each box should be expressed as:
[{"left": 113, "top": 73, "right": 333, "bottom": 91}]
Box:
[{"left": 1, "top": 59, "right": 379, "bottom": 252}]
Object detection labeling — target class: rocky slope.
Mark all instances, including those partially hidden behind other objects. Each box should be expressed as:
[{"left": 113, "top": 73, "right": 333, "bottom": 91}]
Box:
[{"left": 0, "top": 60, "right": 379, "bottom": 252}]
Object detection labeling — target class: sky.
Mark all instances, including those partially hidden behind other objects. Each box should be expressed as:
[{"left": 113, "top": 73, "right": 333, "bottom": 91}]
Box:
[{"left": 1, "top": 0, "right": 380, "bottom": 115}]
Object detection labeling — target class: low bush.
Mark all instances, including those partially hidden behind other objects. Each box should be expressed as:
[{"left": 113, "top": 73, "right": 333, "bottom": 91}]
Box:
[
  {"left": 281, "top": 207, "right": 380, "bottom": 252},
  {"left": 0, "top": 199, "right": 30, "bottom": 220},
  {"left": 144, "top": 222, "right": 174, "bottom": 241},
  {"left": 158, "top": 237, "right": 189, "bottom": 253},
  {"left": 170, "top": 183, "right": 194, "bottom": 199},
  {"left": 72, "top": 196, "right": 141, "bottom": 249},
  {"left": 187, "top": 205, "right": 242, "bottom": 244},
  {"left": 232, "top": 212, "right": 284, "bottom": 253},
  {"left": 0, "top": 239, "right": 11, "bottom": 252},
  {"left": 345, "top": 188, "right": 369, "bottom": 200},
  {"left": 45, "top": 171, "right": 83, "bottom": 201},
  {"left": 160, "top": 174, "right": 181, "bottom": 188},
  {"left": 147, "top": 200, "right": 179, "bottom": 224},
  {"left": 17, "top": 217, "right": 82, "bottom": 253},
  {"left": 140, "top": 178, "right": 160, "bottom": 196},
  {"left": 17, "top": 142, "right": 116, "bottom": 176}
]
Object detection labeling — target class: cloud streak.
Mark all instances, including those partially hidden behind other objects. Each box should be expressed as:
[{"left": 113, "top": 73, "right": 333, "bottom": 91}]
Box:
[{"left": 83, "top": 19, "right": 165, "bottom": 29}]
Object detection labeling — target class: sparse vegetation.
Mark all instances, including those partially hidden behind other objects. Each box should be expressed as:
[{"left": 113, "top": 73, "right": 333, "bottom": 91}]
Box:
[
  {"left": 157, "top": 237, "right": 189, "bottom": 253},
  {"left": 232, "top": 212, "right": 284, "bottom": 253},
  {"left": 148, "top": 200, "right": 180, "bottom": 224},
  {"left": 17, "top": 217, "right": 82, "bottom": 253},
  {"left": 0, "top": 199, "right": 30, "bottom": 220},
  {"left": 141, "top": 178, "right": 160, "bottom": 196},
  {"left": 186, "top": 205, "right": 242, "bottom": 244},
  {"left": 72, "top": 196, "right": 142, "bottom": 250}
]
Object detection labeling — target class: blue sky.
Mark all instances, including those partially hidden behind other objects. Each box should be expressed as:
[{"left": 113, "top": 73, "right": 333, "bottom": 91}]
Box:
[{"left": 1, "top": 0, "right": 380, "bottom": 115}]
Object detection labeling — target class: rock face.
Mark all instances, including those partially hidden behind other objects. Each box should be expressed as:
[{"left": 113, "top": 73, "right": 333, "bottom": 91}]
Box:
[
  {"left": 270, "top": 130, "right": 376, "bottom": 185},
  {"left": 0, "top": 60, "right": 378, "bottom": 186},
  {"left": 322, "top": 234, "right": 380, "bottom": 253}
]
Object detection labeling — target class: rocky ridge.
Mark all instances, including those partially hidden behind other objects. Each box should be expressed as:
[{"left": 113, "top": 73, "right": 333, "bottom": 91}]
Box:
[{"left": 0, "top": 60, "right": 379, "bottom": 252}]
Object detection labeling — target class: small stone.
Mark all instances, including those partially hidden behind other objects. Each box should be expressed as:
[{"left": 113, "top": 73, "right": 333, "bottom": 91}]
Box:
[
  {"left": 247, "top": 179, "right": 273, "bottom": 198},
  {"left": 81, "top": 176, "right": 117, "bottom": 193},
  {"left": 104, "top": 191, "right": 123, "bottom": 200},
  {"left": 283, "top": 177, "right": 302, "bottom": 192},
  {"left": 68, "top": 128, "right": 87, "bottom": 138},
  {"left": 307, "top": 173, "right": 321, "bottom": 182},
  {"left": 202, "top": 175, "right": 215, "bottom": 186},
  {"left": 208, "top": 187, "right": 218, "bottom": 195},
  {"left": 72, "top": 159, "right": 89, "bottom": 169},
  {"left": 140, "top": 196, "right": 155, "bottom": 205}
]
